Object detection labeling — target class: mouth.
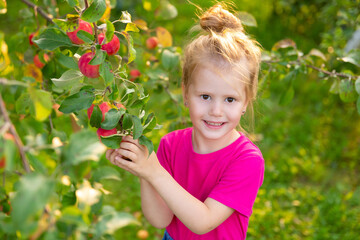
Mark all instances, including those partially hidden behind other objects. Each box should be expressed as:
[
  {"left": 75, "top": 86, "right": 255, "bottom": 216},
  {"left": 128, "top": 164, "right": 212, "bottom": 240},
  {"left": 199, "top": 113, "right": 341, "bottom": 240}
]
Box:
[{"left": 203, "top": 120, "right": 225, "bottom": 128}]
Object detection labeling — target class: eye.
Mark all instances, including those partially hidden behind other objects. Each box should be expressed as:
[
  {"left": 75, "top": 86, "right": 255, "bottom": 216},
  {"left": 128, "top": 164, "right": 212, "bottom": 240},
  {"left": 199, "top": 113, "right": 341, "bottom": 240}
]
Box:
[
  {"left": 201, "top": 94, "right": 210, "bottom": 100},
  {"left": 225, "top": 97, "right": 236, "bottom": 103}
]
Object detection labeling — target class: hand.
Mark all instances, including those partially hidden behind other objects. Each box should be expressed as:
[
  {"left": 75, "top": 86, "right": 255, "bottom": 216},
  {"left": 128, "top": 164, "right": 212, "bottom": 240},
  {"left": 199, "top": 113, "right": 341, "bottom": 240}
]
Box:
[{"left": 106, "top": 135, "right": 158, "bottom": 179}]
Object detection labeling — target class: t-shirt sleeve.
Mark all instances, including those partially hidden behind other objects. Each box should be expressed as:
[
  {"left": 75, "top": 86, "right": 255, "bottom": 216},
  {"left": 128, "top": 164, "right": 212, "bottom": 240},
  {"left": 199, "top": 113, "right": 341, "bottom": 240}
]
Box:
[
  {"left": 208, "top": 154, "right": 264, "bottom": 218},
  {"left": 156, "top": 136, "right": 173, "bottom": 175}
]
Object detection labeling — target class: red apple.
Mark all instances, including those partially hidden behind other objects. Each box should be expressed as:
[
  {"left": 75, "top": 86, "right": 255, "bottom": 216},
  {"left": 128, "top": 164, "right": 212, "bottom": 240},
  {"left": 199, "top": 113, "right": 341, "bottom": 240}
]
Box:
[
  {"left": 146, "top": 37, "right": 158, "bottom": 49},
  {"left": 66, "top": 19, "right": 93, "bottom": 45},
  {"left": 78, "top": 52, "right": 100, "bottom": 78},
  {"left": 33, "top": 53, "right": 50, "bottom": 69},
  {"left": 87, "top": 102, "right": 112, "bottom": 121},
  {"left": 129, "top": 69, "right": 141, "bottom": 81},
  {"left": 29, "top": 32, "right": 37, "bottom": 46},
  {"left": 0, "top": 157, "right": 5, "bottom": 169},
  {"left": 98, "top": 33, "right": 120, "bottom": 55},
  {"left": 97, "top": 127, "right": 117, "bottom": 139}
]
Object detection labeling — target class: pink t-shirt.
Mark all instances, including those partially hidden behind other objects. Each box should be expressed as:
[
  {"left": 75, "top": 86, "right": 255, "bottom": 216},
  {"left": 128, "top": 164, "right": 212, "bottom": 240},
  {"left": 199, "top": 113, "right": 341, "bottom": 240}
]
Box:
[{"left": 157, "top": 128, "right": 264, "bottom": 240}]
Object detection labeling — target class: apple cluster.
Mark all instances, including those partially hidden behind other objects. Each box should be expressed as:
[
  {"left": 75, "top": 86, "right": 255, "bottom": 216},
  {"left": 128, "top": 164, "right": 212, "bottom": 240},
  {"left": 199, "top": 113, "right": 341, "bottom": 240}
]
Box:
[
  {"left": 87, "top": 102, "right": 125, "bottom": 140},
  {"left": 65, "top": 19, "right": 121, "bottom": 79}
]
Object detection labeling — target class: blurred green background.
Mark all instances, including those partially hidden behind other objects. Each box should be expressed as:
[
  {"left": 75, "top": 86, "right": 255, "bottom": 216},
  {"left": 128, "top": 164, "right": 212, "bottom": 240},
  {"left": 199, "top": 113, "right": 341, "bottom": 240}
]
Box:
[{"left": 1, "top": 0, "right": 359, "bottom": 239}]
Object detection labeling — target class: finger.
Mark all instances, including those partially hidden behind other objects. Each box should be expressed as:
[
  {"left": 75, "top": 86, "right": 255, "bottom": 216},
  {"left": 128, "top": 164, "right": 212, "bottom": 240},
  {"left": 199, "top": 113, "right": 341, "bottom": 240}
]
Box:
[
  {"left": 105, "top": 149, "right": 115, "bottom": 160},
  {"left": 114, "top": 156, "right": 138, "bottom": 176},
  {"left": 117, "top": 148, "right": 137, "bottom": 162},
  {"left": 109, "top": 150, "right": 121, "bottom": 165},
  {"left": 119, "top": 141, "right": 138, "bottom": 153},
  {"left": 122, "top": 135, "right": 141, "bottom": 147}
]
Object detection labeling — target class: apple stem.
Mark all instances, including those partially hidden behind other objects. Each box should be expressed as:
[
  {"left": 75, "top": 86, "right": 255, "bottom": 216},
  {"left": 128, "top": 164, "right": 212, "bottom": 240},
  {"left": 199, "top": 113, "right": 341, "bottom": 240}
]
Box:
[{"left": 0, "top": 94, "right": 31, "bottom": 173}]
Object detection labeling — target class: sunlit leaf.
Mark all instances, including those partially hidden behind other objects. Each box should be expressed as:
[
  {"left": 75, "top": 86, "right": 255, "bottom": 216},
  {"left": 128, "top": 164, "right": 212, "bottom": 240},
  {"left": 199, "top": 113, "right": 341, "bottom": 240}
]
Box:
[
  {"left": 119, "top": 11, "right": 131, "bottom": 23},
  {"left": 100, "top": 61, "right": 114, "bottom": 86},
  {"left": 51, "top": 69, "right": 83, "bottom": 89},
  {"left": 81, "top": 0, "right": 106, "bottom": 23},
  {"left": 125, "top": 23, "right": 139, "bottom": 33},
  {"left": 64, "top": 130, "right": 107, "bottom": 165},
  {"left": 272, "top": 39, "right": 297, "bottom": 51},
  {"left": 157, "top": 1, "right": 177, "bottom": 20},
  {"left": 76, "top": 180, "right": 101, "bottom": 205},
  {"left": 237, "top": 11, "right": 257, "bottom": 27},
  {"left": 95, "top": 206, "right": 139, "bottom": 236},
  {"left": 139, "top": 135, "right": 154, "bottom": 154},
  {"left": 133, "top": 19, "right": 148, "bottom": 31},
  {"left": 355, "top": 77, "right": 360, "bottom": 94},
  {"left": 308, "top": 48, "right": 327, "bottom": 61},
  {"left": 156, "top": 27, "right": 172, "bottom": 47},
  {"left": 105, "top": 20, "right": 115, "bottom": 41},
  {"left": 120, "top": 31, "right": 136, "bottom": 63},
  {"left": 77, "top": 30, "right": 94, "bottom": 44},
  {"left": 92, "top": 166, "right": 121, "bottom": 182},
  {"left": 29, "top": 87, "right": 53, "bottom": 121},
  {"left": 161, "top": 49, "right": 180, "bottom": 70},
  {"left": 0, "top": 0, "right": 7, "bottom": 14}
]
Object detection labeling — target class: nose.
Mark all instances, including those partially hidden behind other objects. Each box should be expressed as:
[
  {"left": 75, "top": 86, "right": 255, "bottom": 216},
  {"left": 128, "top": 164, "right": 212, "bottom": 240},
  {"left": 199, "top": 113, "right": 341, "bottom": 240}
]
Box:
[{"left": 209, "top": 101, "right": 223, "bottom": 117}]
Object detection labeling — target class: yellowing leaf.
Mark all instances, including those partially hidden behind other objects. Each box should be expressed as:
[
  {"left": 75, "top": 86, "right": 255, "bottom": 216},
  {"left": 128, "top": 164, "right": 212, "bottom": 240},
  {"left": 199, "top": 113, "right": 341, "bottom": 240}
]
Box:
[
  {"left": 28, "top": 87, "right": 53, "bottom": 122},
  {"left": 34, "top": 100, "right": 52, "bottom": 121},
  {"left": 133, "top": 19, "right": 148, "bottom": 31},
  {"left": 156, "top": 27, "right": 172, "bottom": 47},
  {"left": 100, "top": 6, "right": 111, "bottom": 22},
  {"left": 25, "top": 64, "right": 43, "bottom": 82}
]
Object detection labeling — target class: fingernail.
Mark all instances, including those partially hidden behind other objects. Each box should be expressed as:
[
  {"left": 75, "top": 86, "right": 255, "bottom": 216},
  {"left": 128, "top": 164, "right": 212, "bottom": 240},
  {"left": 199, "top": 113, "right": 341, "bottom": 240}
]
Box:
[{"left": 115, "top": 156, "right": 120, "bottom": 161}]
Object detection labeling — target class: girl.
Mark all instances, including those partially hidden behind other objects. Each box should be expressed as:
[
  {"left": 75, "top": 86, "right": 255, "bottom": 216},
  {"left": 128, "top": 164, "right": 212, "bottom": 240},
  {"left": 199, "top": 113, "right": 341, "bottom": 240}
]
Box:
[{"left": 106, "top": 3, "right": 264, "bottom": 240}]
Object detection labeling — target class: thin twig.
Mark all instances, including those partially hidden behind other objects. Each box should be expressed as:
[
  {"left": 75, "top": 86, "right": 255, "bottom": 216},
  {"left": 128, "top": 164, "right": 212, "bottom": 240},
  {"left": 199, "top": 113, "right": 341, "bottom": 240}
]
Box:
[
  {"left": 0, "top": 94, "right": 31, "bottom": 173},
  {"left": 21, "top": 0, "right": 53, "bottom": 23}
]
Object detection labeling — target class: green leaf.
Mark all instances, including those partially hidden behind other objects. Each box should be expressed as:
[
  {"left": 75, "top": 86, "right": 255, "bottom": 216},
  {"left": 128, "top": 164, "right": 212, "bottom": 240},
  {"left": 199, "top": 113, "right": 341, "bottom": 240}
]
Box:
[
  {"left": 157, "top": 1, "right": 178, "bottom": 20},
  {"left": 338, "top": 50, "right": 360, "bottom": 67},
  {"left": 81, "top": 0, "right": 106, "bottom": 23},
  {"left": 77, "top": 29, "right": 94, "bottom": 44},
  {"left": 29, "top": 88, "right": 53, "bottom": 121},
  {"left": 61, "top": 191, "right": 77, "bottom": 207},
  {"left": 90, "top": 105, "right": 102, "bottom": 128},
  {"left": 51, "top": 69, "right": 83, "bottom": 89},
  {"left": 65, "top": 0, "right": 79, "bottom": 8},
  {"left": 339, "top": 79, "right": 357, "bottom": 103},
  {"left": 89, "top": 48, "right": 106, "bottom": 65},
  {"left": 11, "top": 173, "right": 55, "bottom": 226},
  {"left": 64, "top": 130, "right": 107, "bottom": 165},
  {"left": 33, "top": 28, "right": 73, "bottom": 50},
  {"left": 122, "top": 113, "right": 132, "bottom": 130},
  {"left": 56, "top": 52, "right": 78, "bottom": 69},
  {"left": 279, "top": 86, "right": 295, "bottom": 105},
  {"left": 355, "top": 77, "right": 360, "bottom": 94},
  {"left": 16, "top": 92, "right": 31, "bottom": 114},
  {"left": 4, "top": 139, "right": 16, "bottom": 172},
  {"left": 95, "top": 206, "right": 139, "bottom": 236},
  {"left": 59, "top": 87, "right": 95, "bottom": 114},
  {"left": 142, "top": 0, "right": 160, "bottom": 11},
  {"left": 26, "top": 153, "right": 47, "bottom": 174},
  {"left": 101, "top": 108, "right": 125, "bottom": 130},
  {"left": 357, "top": 96, "right": 360, "bottom": 115},
  {"left": 100, "top": 135, "right": 123, "bottom": 149},
  {"left": 53, "top": 18, "right": 78, "bottom": 33},
  {"left": 143, "top": 113, "right": 156, "bottom": 134},
  {"left": 139, "top": 135, "right": 154, "bottom": 154},
  {"left": 131, "top": 115, "right": 143, "bottom": 139},
  {"left": 105, "top": 20, "right": 115, "bottom": 41},
  {"left": 120, "top": 31, "right": 136, "bottom": 63},
  {"left": 92, "top": 166, "right": 121, "bottom": 182},
  {"left": 100, "top": 61, "right": 114, "bottom": 86},
  {"left": 329, "top": 79, "right": 340, "bottom": 94},
  {"left": 161, "top": 49, "right": 180, "bottom": 70}
]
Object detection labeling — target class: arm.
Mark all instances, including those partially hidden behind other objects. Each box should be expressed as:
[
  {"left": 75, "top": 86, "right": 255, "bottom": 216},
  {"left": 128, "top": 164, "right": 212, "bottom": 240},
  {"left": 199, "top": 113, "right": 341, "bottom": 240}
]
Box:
[{"left": 107, "top": 136, "right": 235, "bottom": 234}]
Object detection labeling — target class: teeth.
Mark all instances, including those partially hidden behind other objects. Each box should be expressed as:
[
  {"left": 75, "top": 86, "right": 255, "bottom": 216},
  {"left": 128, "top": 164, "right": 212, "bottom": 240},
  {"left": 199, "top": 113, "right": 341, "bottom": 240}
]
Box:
[{"left": 206, "top": 121, "right": 223, "bottom": 126}]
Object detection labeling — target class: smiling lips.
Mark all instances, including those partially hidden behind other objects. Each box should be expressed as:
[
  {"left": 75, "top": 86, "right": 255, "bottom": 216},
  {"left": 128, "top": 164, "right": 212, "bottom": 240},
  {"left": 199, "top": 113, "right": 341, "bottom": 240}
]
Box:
[{"left": 203, "top": 120, "right": 225, "bottom": 128}]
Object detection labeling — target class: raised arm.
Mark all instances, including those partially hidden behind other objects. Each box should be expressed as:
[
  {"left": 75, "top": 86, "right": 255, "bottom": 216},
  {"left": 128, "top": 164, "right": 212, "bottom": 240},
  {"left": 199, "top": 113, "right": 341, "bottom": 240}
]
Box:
[{"left": 107, "top": 136, "right": 235, "bottom": 234}]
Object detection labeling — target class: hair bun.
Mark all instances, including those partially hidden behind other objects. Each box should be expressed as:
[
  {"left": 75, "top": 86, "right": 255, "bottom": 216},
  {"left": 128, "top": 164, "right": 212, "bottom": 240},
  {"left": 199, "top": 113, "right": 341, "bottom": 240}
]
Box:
[{"left": 199, "top": 3, "right": 243, "bottom": 33}]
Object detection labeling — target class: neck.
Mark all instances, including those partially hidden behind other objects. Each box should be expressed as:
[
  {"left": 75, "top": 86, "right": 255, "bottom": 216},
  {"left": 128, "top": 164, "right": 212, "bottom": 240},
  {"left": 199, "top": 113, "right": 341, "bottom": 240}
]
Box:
[{"left": 192, "top": 129, "right": 240, "bottom": 154}]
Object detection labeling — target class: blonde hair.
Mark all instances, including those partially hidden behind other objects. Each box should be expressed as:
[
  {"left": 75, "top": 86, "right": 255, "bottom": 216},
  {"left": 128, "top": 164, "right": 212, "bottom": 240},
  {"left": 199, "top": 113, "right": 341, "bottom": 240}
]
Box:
[{"left": 182, "top": 2, "right": 262, "bottom": 134}]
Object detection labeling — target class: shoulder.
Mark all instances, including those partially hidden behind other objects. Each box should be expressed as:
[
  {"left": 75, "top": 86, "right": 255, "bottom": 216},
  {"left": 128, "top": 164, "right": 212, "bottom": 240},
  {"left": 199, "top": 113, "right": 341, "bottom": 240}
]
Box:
[
  {"left": 160, "top": 127, "right": 192, "bottom": 145},
  {"left": 230, "top": 135, "right": 264, "bottom": 169}
]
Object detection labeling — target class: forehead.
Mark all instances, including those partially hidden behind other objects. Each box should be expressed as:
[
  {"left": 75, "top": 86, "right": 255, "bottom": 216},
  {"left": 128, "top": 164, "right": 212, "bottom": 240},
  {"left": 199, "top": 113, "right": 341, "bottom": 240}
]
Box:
[{"left": 191, "top": 60, "right": 248, "bottom": 94}]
